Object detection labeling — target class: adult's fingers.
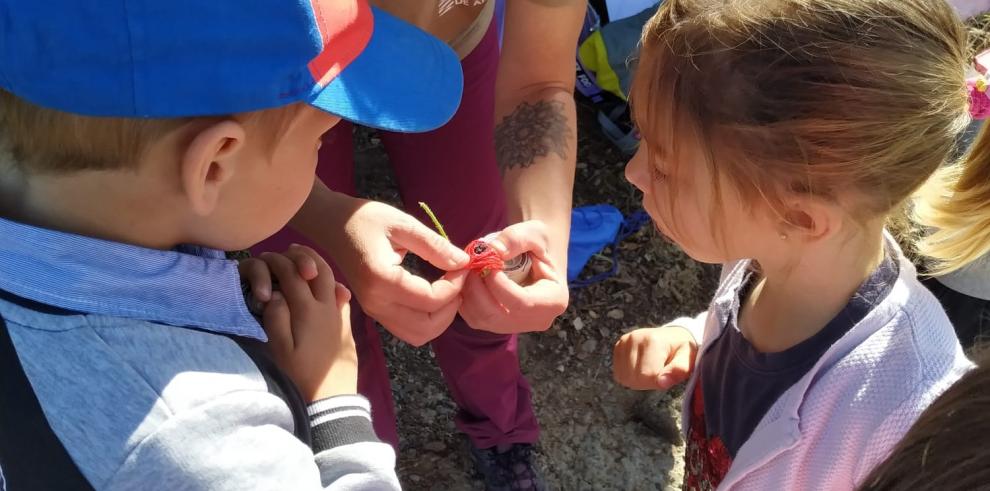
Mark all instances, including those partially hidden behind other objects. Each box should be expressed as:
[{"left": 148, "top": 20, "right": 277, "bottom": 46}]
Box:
[
  {"left": 459, "top": 273, "right": 508, "bottom": 328},
  {"left": 379, "top": 296, "right": 462, "bottom": 347},
  {"left": 484, "top": 273, "right": 566, "bottom": 317},
  {"left": 487, "top": 221, "right": 552, "bottom": 265},
  {"left": 378, "top": 266, "right": 466, "bottom": 313},
  {"left": 389, "top": 218, "right": 470, "bottom": 271}
]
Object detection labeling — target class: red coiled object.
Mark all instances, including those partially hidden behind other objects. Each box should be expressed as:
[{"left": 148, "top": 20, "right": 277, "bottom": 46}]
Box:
[{"left": 464, "top": 239, "right": 504, "bottom": 277}]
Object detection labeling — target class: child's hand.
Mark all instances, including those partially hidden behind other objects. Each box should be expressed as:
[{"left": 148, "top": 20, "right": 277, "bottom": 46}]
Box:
[
  {"left": 254, "top": 245, "right": 356, "bottom": 401},
  {"left": 613, "top": 325, "right": 698, "bottom": 390},
  {"left": 239, "top": 249, "right": 320, "bottom": 312}
]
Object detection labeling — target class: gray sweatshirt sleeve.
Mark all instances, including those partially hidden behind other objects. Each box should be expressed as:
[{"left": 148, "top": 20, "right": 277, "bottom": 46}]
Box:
[{"left": 103, "top": 392, "right": 400, "bottom": 491}]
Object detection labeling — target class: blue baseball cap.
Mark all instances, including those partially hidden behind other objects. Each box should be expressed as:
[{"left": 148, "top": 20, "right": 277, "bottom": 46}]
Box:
[{"left": 0, "top": 0, "right": 463, "bottom": 132}]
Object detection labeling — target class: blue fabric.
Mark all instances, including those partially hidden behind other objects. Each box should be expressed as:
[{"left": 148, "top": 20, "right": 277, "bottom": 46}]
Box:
[
  {"left": 698, "top": 250, "right": 898, "bottom": 457},
  {"left": 313, "top": 6, "right": 464, "bottom": 132},
  {"left": 0, "top": 218, "right": 264, "bottom": 341},
  {"left": 0, "top": 1, "right": 461, "bottom": 132},
  {"left": 567, "top": 205, "right": 624, "bottom": 282}
]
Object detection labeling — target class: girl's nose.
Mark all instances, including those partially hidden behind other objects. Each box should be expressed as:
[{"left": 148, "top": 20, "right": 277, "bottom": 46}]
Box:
[{"left": 625, "top": 148, "right": 649, "bottom": 192}]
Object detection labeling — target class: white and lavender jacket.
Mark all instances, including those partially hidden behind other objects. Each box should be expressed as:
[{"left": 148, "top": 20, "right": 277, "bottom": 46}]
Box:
[{"left": 671, "top": 239, "right": 973, "bottom": 490}]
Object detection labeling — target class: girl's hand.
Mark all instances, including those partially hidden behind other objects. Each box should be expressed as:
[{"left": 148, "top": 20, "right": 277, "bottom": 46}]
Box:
[
  {"left": 613, "top": 325, "right": 698, "bottom": 390},
  {"left": 251, "top": 245, "right": 357, "bottom": 401}
]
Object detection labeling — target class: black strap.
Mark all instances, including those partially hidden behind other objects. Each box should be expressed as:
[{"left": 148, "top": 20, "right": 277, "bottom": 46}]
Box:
[
  {"left": 231, "top": 337, "right": 312, "bottom": 445},
  {"left": 0, "top": 313, "right": 94, "bottom": 490}
]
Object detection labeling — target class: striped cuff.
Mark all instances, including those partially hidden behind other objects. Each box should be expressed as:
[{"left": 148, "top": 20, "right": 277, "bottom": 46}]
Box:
[{"left": 307, "top": 395, "right": 381, "bottom": 454}]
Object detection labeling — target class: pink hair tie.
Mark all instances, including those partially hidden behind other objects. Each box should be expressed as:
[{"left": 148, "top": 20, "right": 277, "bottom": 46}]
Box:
[{"left": 968, "top": 77, "right": 990, "bottom": 120}]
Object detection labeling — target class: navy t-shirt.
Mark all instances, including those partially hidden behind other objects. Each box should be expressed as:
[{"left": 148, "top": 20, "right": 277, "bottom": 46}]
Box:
[{"left": 699, "top": 251, "right": 899, "bottom": 458}]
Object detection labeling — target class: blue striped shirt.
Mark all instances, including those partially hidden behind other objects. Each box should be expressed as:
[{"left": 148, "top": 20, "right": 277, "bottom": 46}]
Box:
[{"left": 0, "top": 217, "right": 264, "bottom": 341}]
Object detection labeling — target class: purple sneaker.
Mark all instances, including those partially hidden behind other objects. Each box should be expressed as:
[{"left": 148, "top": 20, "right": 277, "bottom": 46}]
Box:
[{"left": 470, "top": 443, "right": 547, "bottom": 491}]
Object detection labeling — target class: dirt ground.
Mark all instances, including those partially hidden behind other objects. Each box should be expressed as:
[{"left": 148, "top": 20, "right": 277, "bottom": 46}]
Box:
[{"left": 353, "top": 105, "right": 718, "bottom": 490}]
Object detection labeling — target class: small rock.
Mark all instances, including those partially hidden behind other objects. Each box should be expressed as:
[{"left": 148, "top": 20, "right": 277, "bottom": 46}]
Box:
[
  {"left": 424, "top": 441, "right": 446, "bottom": 452},
  {"left": 581, "top": 339, "right": 598, "bottom": 353},
  {"left": 556, "top": 364, "right": 565, "bottom": 372},
  {"left": 556, "top": 330, "right": 568, "bottom": 340},
  {"left": 410, "top": 475, "right": 422, "bottom": 483},
  {"left": 607, "top": 309, "right": 625, "bottom": 320},
  {"left": 588, "top": 310, "right": 600, "bottom": 319},
  {"left": 573, "top": 317, "right": 585, "bottom": 332}
]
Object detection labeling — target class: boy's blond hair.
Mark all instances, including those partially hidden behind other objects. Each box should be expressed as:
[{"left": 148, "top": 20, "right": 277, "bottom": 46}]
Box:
[
  {"left": 0, "top": 89, "right": 192, "bottom": 173},
  {"left": 0, "top": 90, "right": 300, "bottom": 174}
]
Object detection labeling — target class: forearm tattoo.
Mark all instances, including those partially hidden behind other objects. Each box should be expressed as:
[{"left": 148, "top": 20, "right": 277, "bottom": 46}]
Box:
[{"left": 495, "top": 100, "right": 571, "bottom": 174}]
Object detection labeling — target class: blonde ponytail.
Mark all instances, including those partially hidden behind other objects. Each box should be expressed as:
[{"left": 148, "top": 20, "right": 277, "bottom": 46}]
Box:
[{"left": 915, "top": 122, "right": 990, "bottom": 275}]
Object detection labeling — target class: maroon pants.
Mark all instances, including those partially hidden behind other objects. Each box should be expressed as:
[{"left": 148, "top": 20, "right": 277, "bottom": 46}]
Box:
[{"left": 254, "top": 20, "right": 539, "bottom": 450}]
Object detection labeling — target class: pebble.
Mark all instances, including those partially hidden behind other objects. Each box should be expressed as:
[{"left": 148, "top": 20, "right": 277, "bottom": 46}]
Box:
[
  {"left": 556, "top": 330, "right": 568, "bottom": 340},
  {"left": 607, "top": 309, "right": 625, "bottom": 320},
  {"left": 573, "top": 317, "right": 585, "bottom": 332},
  {"left": 581, "top": 339, "right": 598, "bottom": 353},
  {"left": 424, "top": 441, "right": 447, "bottom": 452}
]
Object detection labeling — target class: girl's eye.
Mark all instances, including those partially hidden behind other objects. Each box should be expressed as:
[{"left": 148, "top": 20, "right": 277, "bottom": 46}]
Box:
[{"left": 650, "top": 165, "right": 667, "bottom": 183}]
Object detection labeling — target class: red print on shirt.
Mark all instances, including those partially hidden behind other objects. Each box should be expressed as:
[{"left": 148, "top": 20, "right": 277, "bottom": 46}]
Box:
[{"left": 684, "top": 379, "right": 732, "bottom": 490}]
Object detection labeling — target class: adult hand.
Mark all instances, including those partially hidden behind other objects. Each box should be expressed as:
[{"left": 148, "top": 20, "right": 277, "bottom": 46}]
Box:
[
  {"left": 327, "top": 198, "right": 470, "bottom": 347},
  {"left": 613, "top": 325, "right": 698, "bottom": 391},
  {"left": 458, "top": 220, "right": 569, "bottom": 334}
]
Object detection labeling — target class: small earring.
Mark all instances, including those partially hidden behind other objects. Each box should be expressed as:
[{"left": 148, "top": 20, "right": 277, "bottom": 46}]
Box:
[{"left": 779, "top": 232, "right": 788, "bottom": 240}]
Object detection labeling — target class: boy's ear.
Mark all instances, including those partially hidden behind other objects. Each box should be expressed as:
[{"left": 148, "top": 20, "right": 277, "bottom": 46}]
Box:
[
  {"left": 781, "top": 195, "right": 839, "bottom": 243},
  {"left": 180, "top": 120, "right": 246, "bottom": 216}
]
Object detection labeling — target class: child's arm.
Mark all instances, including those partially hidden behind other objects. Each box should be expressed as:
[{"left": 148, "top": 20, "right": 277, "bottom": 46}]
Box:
[
  {"left": 103, "top": 390, "right": 397, "bottom": 490},
  {"left": 253, "top": 246, "right": 357, "bottom": 399},
  {"left": 104, "top": 246, "right": 400, "bottom": 490},
  {"left": 255, "top": 245, "right": 400, "bottom": 488},
  {"left": 103, "top": 241, "right": 398, "bottom": 491}
]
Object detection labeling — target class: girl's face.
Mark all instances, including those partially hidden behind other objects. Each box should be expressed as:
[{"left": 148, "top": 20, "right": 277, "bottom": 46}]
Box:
[{"left": 625, "top": 143, "right": 778, "bottom": 264}]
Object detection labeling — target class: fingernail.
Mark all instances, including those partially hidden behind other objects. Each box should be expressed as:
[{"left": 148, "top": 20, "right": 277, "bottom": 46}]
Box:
[
  {"left": 490, "top": 239, "right": 508, "bottom": 255},
  {"left": 258, "top": 286, "right": 271, "bottom": 301}
]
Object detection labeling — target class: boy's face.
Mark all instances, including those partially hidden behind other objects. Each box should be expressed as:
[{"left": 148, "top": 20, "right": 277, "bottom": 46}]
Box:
[{"left": 208, "top": 106, "right": 341, "bottom": 250}]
